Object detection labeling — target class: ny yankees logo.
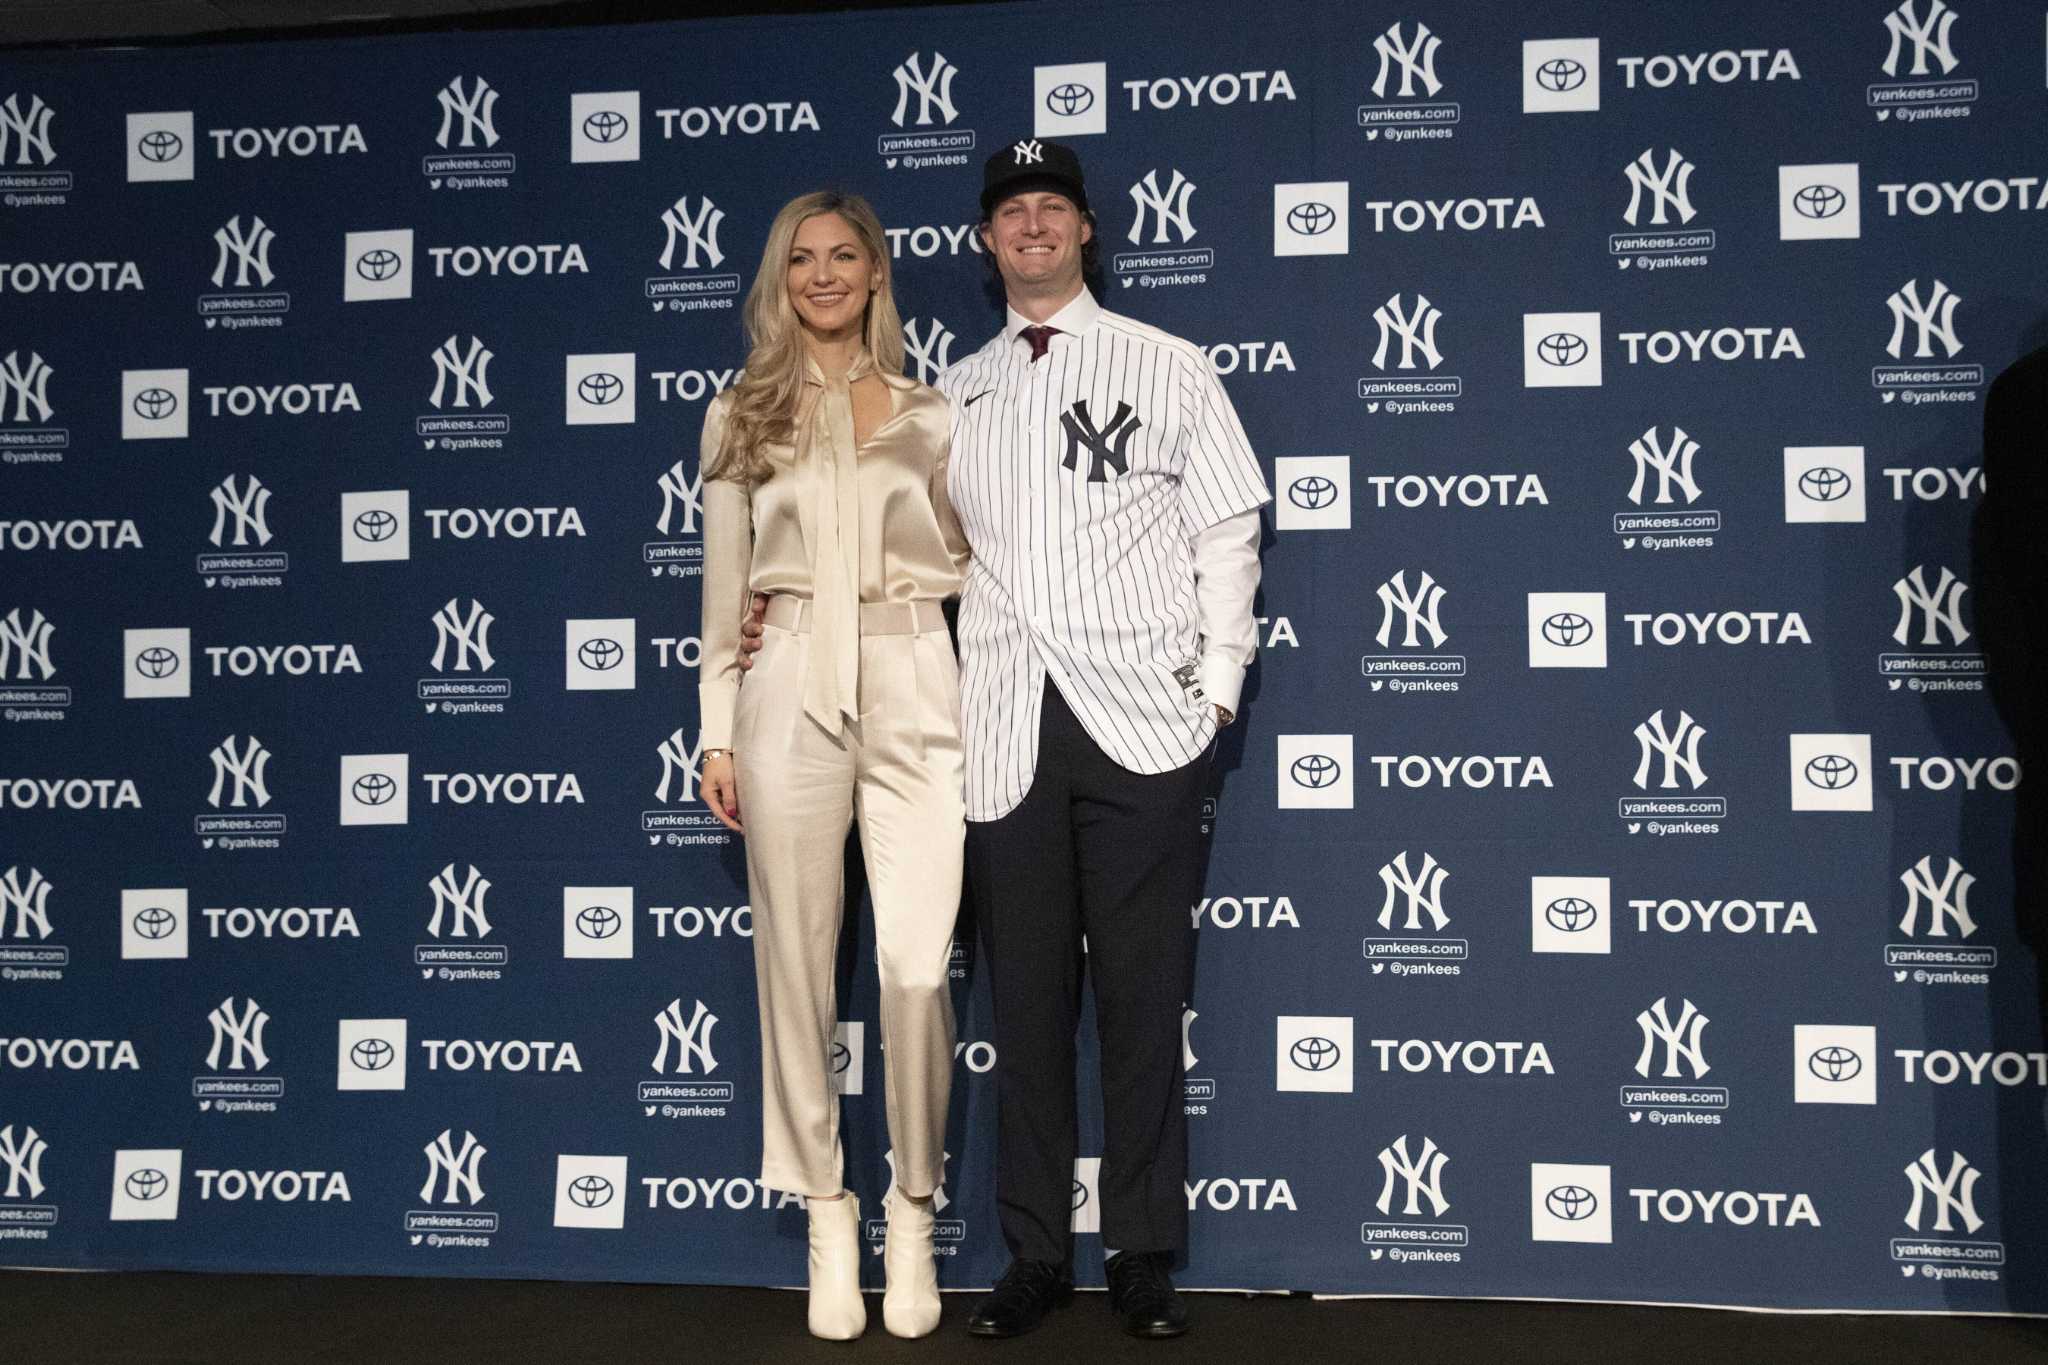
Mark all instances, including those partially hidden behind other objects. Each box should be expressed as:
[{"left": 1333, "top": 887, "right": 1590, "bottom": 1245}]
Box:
[{"left": 1059, "top": 400, "right": 1141, "bottom": 482}]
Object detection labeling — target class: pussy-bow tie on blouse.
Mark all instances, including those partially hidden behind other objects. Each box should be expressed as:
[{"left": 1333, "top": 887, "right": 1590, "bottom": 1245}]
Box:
[{"left": 794, "top": 351, "right": 877, "bottom": 736}]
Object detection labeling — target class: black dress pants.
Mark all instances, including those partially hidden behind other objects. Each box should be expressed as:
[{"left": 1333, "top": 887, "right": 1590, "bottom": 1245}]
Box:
[{"left": 967, "top": 681, "right": 1208, "bottom": 1268}]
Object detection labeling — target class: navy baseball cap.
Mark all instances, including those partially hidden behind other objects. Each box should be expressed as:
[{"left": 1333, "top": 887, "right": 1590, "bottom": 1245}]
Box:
[{"left": 980, "top": 138, "right": 1088, "bottom": 218}]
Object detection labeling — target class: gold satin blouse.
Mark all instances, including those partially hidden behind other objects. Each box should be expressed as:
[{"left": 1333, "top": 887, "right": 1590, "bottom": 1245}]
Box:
[{"left": 697, "top": 355, "right": 967, "bottom": 749}]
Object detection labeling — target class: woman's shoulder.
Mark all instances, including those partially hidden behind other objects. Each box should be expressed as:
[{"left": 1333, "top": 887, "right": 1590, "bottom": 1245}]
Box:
[{"left": 884, "top": 372, "right": 952, "bottom": 414}]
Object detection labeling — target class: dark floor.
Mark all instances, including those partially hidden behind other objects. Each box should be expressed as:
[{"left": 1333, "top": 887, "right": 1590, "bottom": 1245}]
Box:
[{"left": 6, "top": 1271, "right": 2047, "bottom": 1365}]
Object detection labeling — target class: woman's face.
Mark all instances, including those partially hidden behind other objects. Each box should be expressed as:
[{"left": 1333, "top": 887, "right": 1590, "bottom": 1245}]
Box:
[{"left": 786, "top": 212, "right": 876, "bottom": 342}]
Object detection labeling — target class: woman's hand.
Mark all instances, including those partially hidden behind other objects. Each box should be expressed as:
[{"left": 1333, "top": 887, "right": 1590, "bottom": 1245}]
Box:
[
  {"left": 737, "top": 593, "right": 769, "bottom": 671},
  {"left": 703, "top": 752, "right": 744, "bottom": 834}
]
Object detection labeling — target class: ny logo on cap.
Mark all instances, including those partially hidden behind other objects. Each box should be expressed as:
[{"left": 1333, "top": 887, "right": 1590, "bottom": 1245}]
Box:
[{"left": 1012, "top": 139, "right": 1044, "bottom": 165}]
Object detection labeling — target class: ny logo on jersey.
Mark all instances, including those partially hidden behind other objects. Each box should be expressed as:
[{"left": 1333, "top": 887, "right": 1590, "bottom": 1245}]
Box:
[{"left": 1059, "top": 400, "right": 1142, "bottom": 482}]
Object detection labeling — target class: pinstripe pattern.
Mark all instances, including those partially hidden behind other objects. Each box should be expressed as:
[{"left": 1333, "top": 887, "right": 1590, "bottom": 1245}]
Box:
[{"left": 939, "top": 292, "right": 1271, "bottom": 823}]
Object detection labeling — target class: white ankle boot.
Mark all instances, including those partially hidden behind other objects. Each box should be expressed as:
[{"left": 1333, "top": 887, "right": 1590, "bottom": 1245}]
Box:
[
  {"left": 807, "top": 1193, "right": 866, "bottom": 1340},
  {"left": 882, "top": 1190, "right": 942, "bottom": 1338}
]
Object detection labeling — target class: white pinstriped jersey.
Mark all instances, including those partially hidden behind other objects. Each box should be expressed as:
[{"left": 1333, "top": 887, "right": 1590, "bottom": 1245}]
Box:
[{"left": 938, "top": 291, "right": 1271, "bottom": 822}]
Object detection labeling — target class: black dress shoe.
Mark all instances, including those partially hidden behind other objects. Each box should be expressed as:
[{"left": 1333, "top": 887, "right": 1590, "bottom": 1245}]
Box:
[
  {"left": 967, "top": 1258, "right": 1069, "bottom": 1338},
  {"left": 1106, "top": 1252, "right": 1189, "bottom": 1339}
]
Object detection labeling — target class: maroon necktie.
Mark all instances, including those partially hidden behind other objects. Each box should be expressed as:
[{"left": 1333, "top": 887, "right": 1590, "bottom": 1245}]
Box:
[{"left": 1020, "top": 324, "right": 1059, "bottom": 362}]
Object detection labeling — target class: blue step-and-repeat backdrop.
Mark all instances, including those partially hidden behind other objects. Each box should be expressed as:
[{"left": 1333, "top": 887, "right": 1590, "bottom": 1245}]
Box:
[{"left": 2, "top": 0, "right": 2045, "bottom": 1314}]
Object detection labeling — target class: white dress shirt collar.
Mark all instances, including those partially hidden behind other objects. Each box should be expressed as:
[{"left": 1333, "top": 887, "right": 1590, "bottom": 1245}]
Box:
[{"left": 1003, "top": 288, "right": 1103, "bottom": 355}]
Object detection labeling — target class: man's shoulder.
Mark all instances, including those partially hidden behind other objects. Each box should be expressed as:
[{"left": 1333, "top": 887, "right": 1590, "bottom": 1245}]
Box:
[
  {"left": 935, "top": 331, "right": 1009, "bottom": 393},
  {"left": 1093, "top": 309, "right": 1209, "bottom": 375}
]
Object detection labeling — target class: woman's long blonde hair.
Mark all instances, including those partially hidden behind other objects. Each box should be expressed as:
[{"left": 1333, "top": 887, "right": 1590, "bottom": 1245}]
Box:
[{"left": 706, "top": 191, "right": 905, "bottom": 484}]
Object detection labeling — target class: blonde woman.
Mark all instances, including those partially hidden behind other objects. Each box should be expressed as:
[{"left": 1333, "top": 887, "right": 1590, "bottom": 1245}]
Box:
[{"left": 696, "top": 191, "right": 966, "bottom": 1340}]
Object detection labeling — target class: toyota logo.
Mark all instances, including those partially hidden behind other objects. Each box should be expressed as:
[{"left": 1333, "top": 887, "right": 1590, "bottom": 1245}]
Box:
[
  {"left": 1045, "top": 83, "right": 1094, "bottom": 117},
  {"left": 1545, "top": 1185, "right": 1597, "bottom": 1221},
  {"left": 1792, "top": 185, "right": 1847, "bottom": 220},
  {"left": 1545, "top": 897, "right": 1597, "bottom": 933},
  {"left": 578, "top": 373, "right": 624, "bottom": 406},
  {"left": 125, "top": 1168, "right": 170, "bottom": 1201},
  {"left": 1797, "top": 467, "right": 1851, "bottom": 503},
  {"left": 135, "top": 645, "right": 181, "bottom": 679},
  {"left": 132, "top": 387, "right": 178, "bottom": 420},
  {"left": 1289, "top": 754, "right": 1340, "bottom": 789},
  {"left": 1288, "top": 475, "right": 1337, "bottom": 510},
  {"left": 1804, "top": 754, "right": 1858, "bottom": 790},
  {"left": 1072, "top": 1180, "right": 1090, "bottom": 1211},
  {"left": 1536, "top": 333, "right": 1588, "bottom": 368},
  {"left": 351, "top": 772, "right": 398, "bottom": 807},
  {"left": 137, "top": 130, "right": 183, "bottom": 163},
  {"left": 354, "top": 248, "right": 403, "bottom": 282},
  {"left": 575, "top": 905, "right": 621, "bottom": 939},
  {"left": 349, "top": 1037, "right": 395, "bottom": 1071},
  {"left": 352, "top": 509, "right": 399, "bottom": 542},
  {"left": 582, "top": 109, "right": 630, "bottom": 144},
  {"left": 1286, "top": 202, "right": 1336, "bottom": 236},
  {"left": 132, "top": 905, "right": 178, "bottom": 939},
  {"left": 1807, "top": 1046, "right": 1863, "bottom": 1083},
  {"left": 1541, "top": 613, "right": 1594, "bottom": 648},
  {"left": 830, "top": 1041, "right": 851, "bottom": 1074},
  {"left": 577, "top": 638, "right": 624, "bottom": 671},
  {"left": 1535, "top": 58, "right": 1587, "bottom": 93},
  {"left": 1289, "top": 1036, "right": 1340, "bottom": 1071},
  {"left": 568, "top": 1174, "right": 615, "bottom": 1208}
]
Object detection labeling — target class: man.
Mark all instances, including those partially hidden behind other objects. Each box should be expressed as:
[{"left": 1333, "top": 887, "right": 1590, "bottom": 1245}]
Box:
[{"left": 944, "top": 139, "right": 1270, "bottom": 1340}]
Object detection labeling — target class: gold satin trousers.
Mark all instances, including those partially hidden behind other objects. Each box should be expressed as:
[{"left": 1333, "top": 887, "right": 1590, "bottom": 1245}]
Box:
[{"left": 735, "top": 596, "right": 963, "bottom": 1198}]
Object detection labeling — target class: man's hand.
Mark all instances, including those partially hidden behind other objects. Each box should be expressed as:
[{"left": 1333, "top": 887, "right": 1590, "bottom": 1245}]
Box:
[
  {"left": 702, "top": 753, "right": 743, "bottom": 834},
  {"left": 737, "top": 592, "right": 768, "bottom": 671},
  {"left": 1214, "top": 705, "right": 1234, "bottom": 728}
]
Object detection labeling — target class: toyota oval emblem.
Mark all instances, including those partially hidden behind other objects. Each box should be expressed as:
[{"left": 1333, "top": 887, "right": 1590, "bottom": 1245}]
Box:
[
  {"left": 1537, "top": 332, "right": 1588, "bottom": 368},
  {"left": 583, "top": 109, "right": 630, "bottom": 144},
  {"left": 1045, "top": 83, "right": 1094, "bottom": 117},
  {"left": 1792, "top": 184, "right": 1846, "bottom": 220},
  {"left": 1289, "top": 1036, "right": 1340, "bottom": 1071},
  {"left": 1804, "top": 754, "right": 1857, "bottom": 790},
  {"left": 1545, "top": 1185, "right": 1596, "bottom": 1220},
  {"left": 1286, "top": 202, "right": 1336, "bottom": 236},
  {"left": 1535, "top": 58, "right": 1587, "bottom": 93},
  {"left": 1541, "top": 613, "right": 1593, "bottom": 648}
]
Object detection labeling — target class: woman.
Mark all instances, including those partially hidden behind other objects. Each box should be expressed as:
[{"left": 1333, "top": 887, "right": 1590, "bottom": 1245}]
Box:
[{"left": 696, "top": 190, "right": 967, "bottom": 1341}]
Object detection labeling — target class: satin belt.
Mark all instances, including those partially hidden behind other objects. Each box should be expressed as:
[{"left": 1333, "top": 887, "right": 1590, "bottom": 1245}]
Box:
[
  {"left": 763, "top": 596, "right": 947, "bottom": 637},
  {"left": 761, "top": 596, "right": 950, "bottom": 760}
]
